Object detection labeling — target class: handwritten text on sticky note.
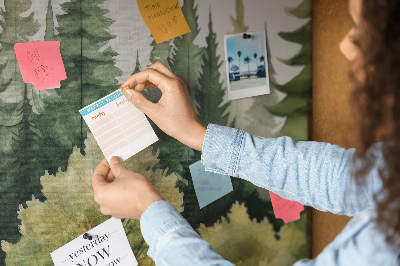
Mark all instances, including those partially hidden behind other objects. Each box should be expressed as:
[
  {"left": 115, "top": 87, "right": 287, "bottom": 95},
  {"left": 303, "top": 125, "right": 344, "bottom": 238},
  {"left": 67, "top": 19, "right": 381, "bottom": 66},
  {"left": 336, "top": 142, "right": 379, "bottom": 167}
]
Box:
[
  {"left": 189, "top": 161, "right": 233, "bottom": 209},
  {"left": 14, "top": 41, "right": 66, "bottom": 90},
  {"left": 269, "top": 191, "right": 304, "bottom": 223},
  {"left": 137, "top": 0, "right": 191, "bottom": 44}
]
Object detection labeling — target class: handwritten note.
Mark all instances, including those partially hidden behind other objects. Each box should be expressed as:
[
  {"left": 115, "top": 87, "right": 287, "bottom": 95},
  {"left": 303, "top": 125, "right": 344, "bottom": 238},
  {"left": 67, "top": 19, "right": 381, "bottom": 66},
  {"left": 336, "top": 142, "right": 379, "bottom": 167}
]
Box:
[
  {"left": 51, "top": 218, "right": 137, "bottom": 266},
  {"left": 79, "top": 89, "right": 158, "bottom": 162},
  {"left": 14, "top": 41, "right": 66, "bottom": 90},
  {"left": 269, "top": 191, "right": 304, "bottom": 223},
  {"left": 189, "top": 161, "right": 233, "bottom": 209},
  {"left": 137, "top": 0, "right": 191, "bottom": 44}
]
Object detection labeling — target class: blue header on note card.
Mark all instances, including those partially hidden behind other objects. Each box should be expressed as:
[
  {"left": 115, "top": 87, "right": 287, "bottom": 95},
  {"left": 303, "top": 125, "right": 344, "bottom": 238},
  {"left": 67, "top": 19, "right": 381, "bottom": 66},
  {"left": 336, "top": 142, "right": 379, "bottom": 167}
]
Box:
[{"left": 80, "top": 90, "right": 123, "bottom": 116}]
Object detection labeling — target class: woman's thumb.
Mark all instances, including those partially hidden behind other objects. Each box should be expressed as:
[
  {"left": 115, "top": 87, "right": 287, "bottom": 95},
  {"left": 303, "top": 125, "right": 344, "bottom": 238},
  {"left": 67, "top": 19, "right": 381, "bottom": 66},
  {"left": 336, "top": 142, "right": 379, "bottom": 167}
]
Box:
[{"left": 109, "top": 156, "right": 127, "bottom": 178}]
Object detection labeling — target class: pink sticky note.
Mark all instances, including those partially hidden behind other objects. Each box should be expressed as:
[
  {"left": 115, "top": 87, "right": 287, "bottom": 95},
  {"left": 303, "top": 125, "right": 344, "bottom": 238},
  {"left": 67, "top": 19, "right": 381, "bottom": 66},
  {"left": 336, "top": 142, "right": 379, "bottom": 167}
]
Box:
[
  {"left": 14, "top": 41, "right": 67, "bottom": 90},
  {"left": 270, "top": 191, "right": 304, "bottom": 223}
]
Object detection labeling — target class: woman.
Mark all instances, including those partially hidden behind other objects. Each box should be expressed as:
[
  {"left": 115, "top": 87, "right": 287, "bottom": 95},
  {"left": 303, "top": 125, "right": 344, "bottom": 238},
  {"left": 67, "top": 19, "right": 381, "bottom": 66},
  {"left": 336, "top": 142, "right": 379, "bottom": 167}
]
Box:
[{"left": 91, "top": 0, "right": 400, "bottom": 264}]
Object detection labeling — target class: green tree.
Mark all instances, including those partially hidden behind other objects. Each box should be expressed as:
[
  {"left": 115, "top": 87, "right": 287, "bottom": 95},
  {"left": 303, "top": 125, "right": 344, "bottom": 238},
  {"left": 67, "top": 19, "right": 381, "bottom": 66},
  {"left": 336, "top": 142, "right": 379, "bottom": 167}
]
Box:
[
  {"left": 0, "top": 1, "right": 40, "bottom": 263},
  {"left": 246, "top": 23, "right": 281, "bottom": 139},
  {"left": 44, "top": 0, "right": 55, "bottom": 41},
  {"left": 2, "top": 134, "right": 183, "bottom": 265},
  {"left": 170, "top": 0, "right": 204, "bottom": 114},
  {"left": 266, "top": 0, "right": 312, "bottom": 141},
  {"left": 149, "top": 38, "right": 174, "bottom": 69},
  {"left": 35, "top": 0, "right": 122, "bottom": 174},
  {"left": 0, "top": 84, "right": 45, "bottom": 265},
  {"left": 178, "top": 8, "right": 237, "bottom": 227},
  {"left": 149, "top": 0, "right": 204, "bottom": 178}
]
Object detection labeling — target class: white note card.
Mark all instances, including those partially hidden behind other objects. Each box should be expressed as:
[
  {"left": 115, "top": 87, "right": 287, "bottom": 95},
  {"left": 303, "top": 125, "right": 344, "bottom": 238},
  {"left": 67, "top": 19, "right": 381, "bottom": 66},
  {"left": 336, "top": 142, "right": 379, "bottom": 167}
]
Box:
[
  {"left": 51, "top": 218, "right": 138, "bottom": 266},
  {"left": 79, "top": 89, "right": 158, "bottom": 162}
]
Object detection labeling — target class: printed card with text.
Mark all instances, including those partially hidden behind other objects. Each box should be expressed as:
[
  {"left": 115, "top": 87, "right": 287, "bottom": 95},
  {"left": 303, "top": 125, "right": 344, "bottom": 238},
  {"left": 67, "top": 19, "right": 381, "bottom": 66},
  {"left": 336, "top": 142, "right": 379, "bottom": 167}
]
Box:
[
  {"left": 189, "top": 161, "right": 233, "bottom": 208},
  {"left": 79, "top": 89, "right": 158, "bottom": 162},
  {"left": 51, "top": 218, "right": 137, "bottom": 266}
]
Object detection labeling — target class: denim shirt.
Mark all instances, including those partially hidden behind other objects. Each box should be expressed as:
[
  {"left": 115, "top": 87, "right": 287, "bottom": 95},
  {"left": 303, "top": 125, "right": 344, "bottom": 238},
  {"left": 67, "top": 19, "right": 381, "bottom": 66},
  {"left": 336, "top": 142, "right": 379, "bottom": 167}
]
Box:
[{"left": 140, "top": 124, "right": 399, "bottom": 265}]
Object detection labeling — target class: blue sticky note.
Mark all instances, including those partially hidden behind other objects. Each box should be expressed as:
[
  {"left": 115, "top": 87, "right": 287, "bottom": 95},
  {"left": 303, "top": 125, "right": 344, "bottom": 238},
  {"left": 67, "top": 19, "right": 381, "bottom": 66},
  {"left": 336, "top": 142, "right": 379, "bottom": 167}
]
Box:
[{"left": 189, "top": 160, "right": 233, "bottom": 209}]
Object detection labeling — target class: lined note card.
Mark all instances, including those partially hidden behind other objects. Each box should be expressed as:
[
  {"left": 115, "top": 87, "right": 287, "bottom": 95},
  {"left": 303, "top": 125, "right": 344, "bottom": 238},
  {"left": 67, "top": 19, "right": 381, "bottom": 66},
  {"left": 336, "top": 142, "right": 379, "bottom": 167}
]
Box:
[{"left": 79, "top": 90, "right": 158, "bottom": 162}]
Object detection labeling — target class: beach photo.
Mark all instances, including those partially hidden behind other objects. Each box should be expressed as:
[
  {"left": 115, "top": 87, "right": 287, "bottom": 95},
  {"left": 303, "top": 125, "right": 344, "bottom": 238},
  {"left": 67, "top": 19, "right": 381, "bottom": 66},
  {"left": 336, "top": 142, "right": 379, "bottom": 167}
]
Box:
[{"left": 225, "top": 31, "right": 270, "bottom": 100}]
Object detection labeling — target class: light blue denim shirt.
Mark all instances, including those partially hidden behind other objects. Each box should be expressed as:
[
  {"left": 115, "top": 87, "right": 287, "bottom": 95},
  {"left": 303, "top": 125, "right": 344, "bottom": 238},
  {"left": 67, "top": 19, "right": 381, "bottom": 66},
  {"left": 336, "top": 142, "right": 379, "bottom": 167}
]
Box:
[{"left": 140, "top": 124, "right": 399, "bottom": 265}]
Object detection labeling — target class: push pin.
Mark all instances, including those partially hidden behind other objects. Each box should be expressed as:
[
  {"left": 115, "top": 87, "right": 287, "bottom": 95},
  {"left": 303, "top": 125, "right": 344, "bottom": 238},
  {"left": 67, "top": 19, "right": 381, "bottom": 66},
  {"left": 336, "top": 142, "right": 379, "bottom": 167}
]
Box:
[
  {"left": 242, "top": 33, "right": 252, "bottom": 39},
  {"left": 83, "top": 233, "right": 93, "bottom": 240}
]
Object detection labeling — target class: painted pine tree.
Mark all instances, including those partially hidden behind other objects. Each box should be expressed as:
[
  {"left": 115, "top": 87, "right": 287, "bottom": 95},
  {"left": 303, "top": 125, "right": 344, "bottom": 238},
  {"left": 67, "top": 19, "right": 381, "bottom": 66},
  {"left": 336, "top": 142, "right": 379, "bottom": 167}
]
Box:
[
  {"left": 0, "top": 1, "right": 40, "bottom": 263},
  {"left": 44, "top": 0, "right": 55, "bottom": 42},
  {"left": 146, "top": 37, "right": 174, "bottom": 104},
  {"left": 197, "top": 8, "right": 229, "bottom": 127},
  {"left": 149, "top": 38, "right": 173, "bottom": 69},
  {"left": 223, "top": 0, "right": 255, "bottom": 130},
  {"left": 149, "top": 0, "right": 203, "bottom": 177},
  {"left": 0, "top": 84, "right": 45, "bottom": 265},
  {"left": 35, "top": 0, "right": 122, "bottom": 174},
  {"left": 178, "top": 8, "right": 242, "bottom": 228},
  {"left": 0, "top": 0, "right": 39, "bottom": 155},
  {"left": 170, "top": 0, "right": 204, "bottom": 114},
  {"left": 266, "top": 0, "right": 312, "bottom": 141},
  {"left": 245, "top": 23, "right": 281, "bottom": 139}
]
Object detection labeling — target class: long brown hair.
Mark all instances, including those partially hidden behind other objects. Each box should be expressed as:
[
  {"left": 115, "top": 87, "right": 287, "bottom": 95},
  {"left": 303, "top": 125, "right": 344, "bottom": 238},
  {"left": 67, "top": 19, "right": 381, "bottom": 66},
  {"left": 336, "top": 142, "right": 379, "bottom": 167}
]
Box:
[{"left": 350, "top": 0, "right": 400, "bottom": 253}]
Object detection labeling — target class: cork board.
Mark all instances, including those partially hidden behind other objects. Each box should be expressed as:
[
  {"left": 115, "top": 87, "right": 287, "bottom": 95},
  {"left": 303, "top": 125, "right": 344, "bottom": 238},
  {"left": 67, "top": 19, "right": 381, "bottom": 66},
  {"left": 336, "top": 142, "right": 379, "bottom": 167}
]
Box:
[{"left": 311, "top": 0, "right": 353, "bottom": 258}]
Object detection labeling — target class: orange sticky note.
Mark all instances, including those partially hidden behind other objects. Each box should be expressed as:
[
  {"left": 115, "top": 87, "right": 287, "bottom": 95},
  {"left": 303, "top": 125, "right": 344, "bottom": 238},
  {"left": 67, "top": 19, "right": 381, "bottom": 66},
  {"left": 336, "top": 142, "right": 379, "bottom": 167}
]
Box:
[
  {"left": 14, "top": 41, "right": 66, "bottom": 90},
  {"left": 137, "top": 0, "right": 191, "bottom": 44},
  {"left": 270, "top": 191, "right": 304, "bottom": 223}
]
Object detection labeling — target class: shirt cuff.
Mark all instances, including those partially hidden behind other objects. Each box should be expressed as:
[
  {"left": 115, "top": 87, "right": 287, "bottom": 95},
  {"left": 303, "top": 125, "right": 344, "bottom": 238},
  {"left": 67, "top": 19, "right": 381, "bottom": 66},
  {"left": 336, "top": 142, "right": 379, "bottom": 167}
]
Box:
[
  {"left": 201, "top": 123, "right": 245, "bottom": 177},
  {"left": 140, "top": 200, "right": 191, "bottom": 259}
]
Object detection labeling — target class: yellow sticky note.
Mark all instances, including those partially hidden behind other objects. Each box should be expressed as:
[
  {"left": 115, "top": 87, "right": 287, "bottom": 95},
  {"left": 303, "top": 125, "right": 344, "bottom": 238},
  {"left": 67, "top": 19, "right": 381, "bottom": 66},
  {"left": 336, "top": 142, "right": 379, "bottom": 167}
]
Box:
[{"left": 137, "top": 0, "right": 191, "bottom": 44}]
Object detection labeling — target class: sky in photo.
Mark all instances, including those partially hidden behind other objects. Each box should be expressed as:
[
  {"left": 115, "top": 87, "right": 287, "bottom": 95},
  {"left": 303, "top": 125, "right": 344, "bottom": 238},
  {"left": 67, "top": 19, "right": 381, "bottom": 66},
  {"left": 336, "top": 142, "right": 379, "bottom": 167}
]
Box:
[{"left": 226, "top": 32, "right": 266, "bottom": 73}]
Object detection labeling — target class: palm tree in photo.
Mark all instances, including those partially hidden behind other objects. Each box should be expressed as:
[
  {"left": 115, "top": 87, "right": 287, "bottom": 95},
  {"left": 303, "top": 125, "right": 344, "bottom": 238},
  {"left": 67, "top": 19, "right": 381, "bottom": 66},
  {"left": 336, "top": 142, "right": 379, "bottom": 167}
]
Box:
[
  {"left": 253, "top": 52, "right": 258, "bottom": 74},
  {"left": 228, "top": 56, "right": 234, "bottom": 73},
  {"left": 244, "top": 56, "right": 251, "bottom": 77},
  {"left": 237, "top": 50, "right": 242, "bottom": 77},
  {"left": 260, "top": 55, "right": 266, "bottom": 76}
]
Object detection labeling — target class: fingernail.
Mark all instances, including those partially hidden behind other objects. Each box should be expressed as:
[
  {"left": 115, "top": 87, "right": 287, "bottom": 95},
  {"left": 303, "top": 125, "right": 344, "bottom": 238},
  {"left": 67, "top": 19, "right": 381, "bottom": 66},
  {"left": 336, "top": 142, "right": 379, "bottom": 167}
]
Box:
[
  {"left": 123, "top": 89, "right": 133, "bottom": 100},
  {"left": 120, "top": 85, "right": 130, "bottom": 92},
  {"left": 110, "top": 156, "right": 122, "bottom": 165}
]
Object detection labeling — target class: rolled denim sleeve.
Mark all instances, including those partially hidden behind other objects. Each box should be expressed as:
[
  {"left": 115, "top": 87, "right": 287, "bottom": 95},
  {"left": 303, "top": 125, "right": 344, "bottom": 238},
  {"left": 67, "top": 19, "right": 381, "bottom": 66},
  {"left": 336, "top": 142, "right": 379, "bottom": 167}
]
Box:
[
  {"left": 140, "top": 200, "right": 235, "bottom": 266},
  {"left": 201, "top": 124, "right": 383, "bottom": 216}
]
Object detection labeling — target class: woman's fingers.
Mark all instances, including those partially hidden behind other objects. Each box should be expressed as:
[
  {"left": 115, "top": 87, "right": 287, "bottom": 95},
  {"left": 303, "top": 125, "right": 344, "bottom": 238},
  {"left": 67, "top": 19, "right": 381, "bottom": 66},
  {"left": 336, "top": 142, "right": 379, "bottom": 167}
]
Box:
[
  {"left": 147, "top": 61, "right": 179, "bottom": 80},
  {"left": 120, "top": 68, "right": 175, "bottom": 94}
]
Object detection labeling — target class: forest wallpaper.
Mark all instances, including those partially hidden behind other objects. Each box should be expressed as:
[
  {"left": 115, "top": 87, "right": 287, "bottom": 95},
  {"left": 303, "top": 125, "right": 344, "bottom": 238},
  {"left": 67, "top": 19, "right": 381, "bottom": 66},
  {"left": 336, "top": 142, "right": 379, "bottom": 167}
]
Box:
[{"left": 0, "top": 0, "right": 312, "bottom": 265}]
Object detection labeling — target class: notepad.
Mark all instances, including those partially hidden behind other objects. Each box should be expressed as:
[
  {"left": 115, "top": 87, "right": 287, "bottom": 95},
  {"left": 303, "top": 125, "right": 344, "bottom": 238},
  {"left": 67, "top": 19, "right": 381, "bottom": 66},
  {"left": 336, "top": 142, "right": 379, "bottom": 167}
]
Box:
[{"left": 79, "top": 89, "right": 158, "bottom": 162}]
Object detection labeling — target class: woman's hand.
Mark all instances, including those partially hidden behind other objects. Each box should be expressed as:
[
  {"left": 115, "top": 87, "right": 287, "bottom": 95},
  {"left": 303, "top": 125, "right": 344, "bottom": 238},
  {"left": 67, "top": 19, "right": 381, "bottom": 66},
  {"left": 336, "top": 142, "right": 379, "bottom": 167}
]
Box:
[
  {"left": 120, "top": 61, "right": 206, "bottom": 152},
  {"left": 91, "top": 157, "right": 164, "bottom": 220}
]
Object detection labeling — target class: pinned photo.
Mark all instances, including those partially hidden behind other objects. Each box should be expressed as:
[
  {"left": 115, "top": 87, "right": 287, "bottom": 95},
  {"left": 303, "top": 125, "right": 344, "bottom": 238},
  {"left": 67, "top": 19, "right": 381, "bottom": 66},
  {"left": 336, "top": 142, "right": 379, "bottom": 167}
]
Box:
[{"left": 224, "top": 31, "right": 270, "bottom": 100}]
